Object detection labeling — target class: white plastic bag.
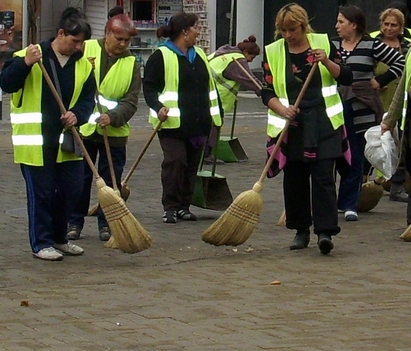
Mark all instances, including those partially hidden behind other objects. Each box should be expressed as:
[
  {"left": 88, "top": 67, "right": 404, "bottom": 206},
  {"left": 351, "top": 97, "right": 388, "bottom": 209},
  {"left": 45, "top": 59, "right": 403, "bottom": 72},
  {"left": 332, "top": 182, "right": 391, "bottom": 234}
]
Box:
[{"left": 364, "top": 125, "right": 400, "bottom": 180}]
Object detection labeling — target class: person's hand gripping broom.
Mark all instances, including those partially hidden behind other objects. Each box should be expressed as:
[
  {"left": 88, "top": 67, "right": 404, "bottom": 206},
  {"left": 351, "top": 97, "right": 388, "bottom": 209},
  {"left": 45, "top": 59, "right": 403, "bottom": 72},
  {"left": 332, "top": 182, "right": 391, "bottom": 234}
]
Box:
[{"left": 201, "top": 62, "right": 318, "bottom": 246}]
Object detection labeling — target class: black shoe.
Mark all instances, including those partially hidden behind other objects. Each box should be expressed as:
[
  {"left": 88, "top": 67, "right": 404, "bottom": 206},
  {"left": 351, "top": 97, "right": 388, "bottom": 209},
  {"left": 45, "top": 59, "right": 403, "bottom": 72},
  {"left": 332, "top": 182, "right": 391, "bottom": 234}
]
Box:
[
  {"left": 163, "top": 210, "right": 177, "bottom": 224},
  {"left": 389, "top": 190, "right": 408, "bottom": 203},
  {"left": 317, "top": 234, "right": 334, "bottom": 255},
  {"left": 290, "top": 230, "right": 310, "bottom": 250}
]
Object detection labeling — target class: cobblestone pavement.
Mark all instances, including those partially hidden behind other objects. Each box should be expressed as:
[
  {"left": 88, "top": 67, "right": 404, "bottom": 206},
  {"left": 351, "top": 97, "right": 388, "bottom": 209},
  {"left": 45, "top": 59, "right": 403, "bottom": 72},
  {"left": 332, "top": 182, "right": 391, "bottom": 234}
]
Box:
[{"left": 1, "top": 95, "right": 411, "bottom": 351}]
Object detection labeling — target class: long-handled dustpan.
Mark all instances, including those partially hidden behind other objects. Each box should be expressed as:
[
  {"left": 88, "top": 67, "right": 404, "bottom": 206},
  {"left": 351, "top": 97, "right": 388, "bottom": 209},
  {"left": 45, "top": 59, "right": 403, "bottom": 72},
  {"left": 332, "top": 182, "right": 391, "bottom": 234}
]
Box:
[
  {"left": 216, "top": 58, "right": 263, "bottom": 162},
  {"left": 217, "top": 100, "right": 248, "bottom": 162},
  {"left": 192, "top": 128, "right": 233, "bottom": 211}
]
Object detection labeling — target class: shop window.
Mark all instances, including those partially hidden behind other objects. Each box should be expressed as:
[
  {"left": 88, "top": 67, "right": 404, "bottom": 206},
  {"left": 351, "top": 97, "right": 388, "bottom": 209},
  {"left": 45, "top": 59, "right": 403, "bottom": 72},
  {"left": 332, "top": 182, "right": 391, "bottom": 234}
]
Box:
[{"left": 132, "top": 0, "right": 155, "bottom": 22}]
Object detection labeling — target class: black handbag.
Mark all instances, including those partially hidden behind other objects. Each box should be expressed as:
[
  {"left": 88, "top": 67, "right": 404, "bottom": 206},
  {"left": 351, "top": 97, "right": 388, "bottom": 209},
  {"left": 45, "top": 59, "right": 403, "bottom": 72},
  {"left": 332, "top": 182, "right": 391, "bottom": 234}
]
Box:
[{"left": 50, "top": 58, "right": 83, "bottom": 157}]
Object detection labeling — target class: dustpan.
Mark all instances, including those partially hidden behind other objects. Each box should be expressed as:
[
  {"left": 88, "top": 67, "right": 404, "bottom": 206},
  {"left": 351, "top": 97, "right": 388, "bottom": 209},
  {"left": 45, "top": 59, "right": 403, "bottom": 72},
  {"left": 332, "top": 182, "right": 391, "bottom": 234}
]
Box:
[
  {"left": 217, "top": 100, "right": 248, "bottom": 162},
  {"left": 191, "top": 128, "right": 233, "bottom": 210}
]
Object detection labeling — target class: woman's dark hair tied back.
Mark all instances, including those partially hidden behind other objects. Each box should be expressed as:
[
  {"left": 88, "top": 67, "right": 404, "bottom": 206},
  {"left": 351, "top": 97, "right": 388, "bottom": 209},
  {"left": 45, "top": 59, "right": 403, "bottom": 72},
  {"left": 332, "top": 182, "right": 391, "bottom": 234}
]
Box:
[
  {"left": 156, "top": 11, "right": 198, "bottom": 41},
  {"left": 59, "top": 7, "right": 92, "bottom": 40},
  {"left": 237, "top": 35, "right": 260, "bottom": 56}
]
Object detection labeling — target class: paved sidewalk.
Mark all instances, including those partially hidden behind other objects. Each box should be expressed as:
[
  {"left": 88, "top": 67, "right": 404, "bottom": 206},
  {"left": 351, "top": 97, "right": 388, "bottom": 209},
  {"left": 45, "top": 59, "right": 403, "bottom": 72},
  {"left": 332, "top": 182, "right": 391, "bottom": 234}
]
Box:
[{"left": 1, "top": 98, "right": 411, "bottom": 351}]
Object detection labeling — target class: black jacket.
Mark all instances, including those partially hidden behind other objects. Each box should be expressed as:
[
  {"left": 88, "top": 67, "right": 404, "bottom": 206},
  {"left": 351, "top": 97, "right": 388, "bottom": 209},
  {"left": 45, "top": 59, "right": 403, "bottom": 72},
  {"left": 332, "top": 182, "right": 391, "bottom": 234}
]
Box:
[{"left": 143, "top": 48, "right": 212, "bottom": 138}]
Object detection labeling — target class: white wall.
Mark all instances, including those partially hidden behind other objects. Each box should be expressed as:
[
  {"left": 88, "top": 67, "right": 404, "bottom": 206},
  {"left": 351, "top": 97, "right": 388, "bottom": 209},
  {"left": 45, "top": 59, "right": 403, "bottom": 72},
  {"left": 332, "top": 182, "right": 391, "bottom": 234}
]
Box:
[
  {"left": 236, "top": 0, "right": 263, "bottom": 70},
  {"left": 207, "top": 0, "right": 216, "bottom": 53}
]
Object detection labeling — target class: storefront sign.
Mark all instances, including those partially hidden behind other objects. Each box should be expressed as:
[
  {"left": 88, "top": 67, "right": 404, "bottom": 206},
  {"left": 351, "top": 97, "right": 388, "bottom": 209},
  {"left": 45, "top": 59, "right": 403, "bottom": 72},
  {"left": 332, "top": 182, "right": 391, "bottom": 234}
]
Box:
[{"left": 0, "top": 0, "right": 23, "bottom": 71}]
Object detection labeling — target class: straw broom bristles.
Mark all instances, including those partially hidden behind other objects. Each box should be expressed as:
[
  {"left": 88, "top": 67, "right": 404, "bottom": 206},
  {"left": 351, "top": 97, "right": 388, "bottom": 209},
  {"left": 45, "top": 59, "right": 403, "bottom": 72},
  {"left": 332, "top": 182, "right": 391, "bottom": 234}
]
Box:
[
  {"left": 277, "top": 210, "right": 286, "bottom": 226},
  {"left": 98, "top": 183, "right": 152, "bottom": 252},
  {"left": 400, "top": 225, "right": 411, "bottom": 241},
  {"left": 201, "top": 62, "right": 318, "bottom": 246},
  {"left": 202, "top": 182, "right": 263, "bottom": 246},
  {"left": 38, "top": 61, "right": 152, "bottom": 253}
]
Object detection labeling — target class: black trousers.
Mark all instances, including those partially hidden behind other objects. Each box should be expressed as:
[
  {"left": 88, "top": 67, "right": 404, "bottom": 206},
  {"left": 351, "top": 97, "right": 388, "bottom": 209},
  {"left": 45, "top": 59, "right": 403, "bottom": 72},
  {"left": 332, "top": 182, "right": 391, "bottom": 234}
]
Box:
[
  {"left": 21, "top": 146, "right": 84, "bottom": 253},
  {"left": 69, "top": 139, "right": 126, "bottom": 229},
  {"left": 283, "top": 159, "right": 340, "bottom": 236},
  {"left": 159, "top": 137, "right": 203, "bottom": 211}
]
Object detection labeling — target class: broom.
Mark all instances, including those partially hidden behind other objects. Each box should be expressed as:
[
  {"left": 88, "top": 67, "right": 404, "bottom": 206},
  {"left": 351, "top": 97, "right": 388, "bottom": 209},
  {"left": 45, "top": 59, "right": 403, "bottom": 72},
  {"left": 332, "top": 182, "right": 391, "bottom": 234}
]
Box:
[
  {"left": 38, "top": 61, "right": 152, "bottom": 253},
  {"left": 201, "top": 62, "right": 318, "bottom": 246},
  {"left": 88, "top": 121, "right": 163, "bottom": 216},
  {"left": 119, "top": 121, "right": 163, "bottom": 201},
  {"left": 400, "top": 226, "right": 411, "bottom": 241}
]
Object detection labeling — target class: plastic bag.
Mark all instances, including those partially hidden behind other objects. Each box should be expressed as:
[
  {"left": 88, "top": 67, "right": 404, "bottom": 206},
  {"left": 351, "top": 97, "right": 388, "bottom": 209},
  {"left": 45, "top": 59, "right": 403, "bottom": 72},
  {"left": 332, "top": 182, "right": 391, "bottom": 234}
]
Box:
[{"left": 364, "top": 125, "right": 400, "bottom": 180}]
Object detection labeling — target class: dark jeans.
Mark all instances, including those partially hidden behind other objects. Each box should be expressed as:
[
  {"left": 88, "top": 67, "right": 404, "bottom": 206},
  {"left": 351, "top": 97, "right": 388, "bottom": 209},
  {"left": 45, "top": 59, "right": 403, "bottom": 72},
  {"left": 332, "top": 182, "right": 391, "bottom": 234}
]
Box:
[
  {"left": 21, "top": 146, "right": 84, "bottom": 253},
  {"left": 69, "top": 139, "right": 126, "bottom": 229},
  {"left": 159, "top": 137, "right": 203, "bottom": 211},
  {"left": 337, "top": 103, "right": 366, "bottom": 212},
  {"left": 283, "top": 159, "right": 340, "bottom": 236}
]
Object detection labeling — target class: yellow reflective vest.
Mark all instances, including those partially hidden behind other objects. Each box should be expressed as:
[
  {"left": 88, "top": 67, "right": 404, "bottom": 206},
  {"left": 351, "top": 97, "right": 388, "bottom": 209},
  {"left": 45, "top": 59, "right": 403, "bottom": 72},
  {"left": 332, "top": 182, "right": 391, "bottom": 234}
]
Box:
[
  {"left": 148, "top": 46, "right": 222, "bottom": 128},
  {"left": 208, "top": 52, "right": 244, "bottom": 113},
  {"left": 265, "top": 33, "right": 344, "bottom": 137},
  {"left": 401, "top": 54, "right": 411, "bottom": 130},
  {"left": 80, "top": 39, "right": 134, "bottom": 138},
  {"left": 10, "top": 46, "right": 92, "bottom": 166}
]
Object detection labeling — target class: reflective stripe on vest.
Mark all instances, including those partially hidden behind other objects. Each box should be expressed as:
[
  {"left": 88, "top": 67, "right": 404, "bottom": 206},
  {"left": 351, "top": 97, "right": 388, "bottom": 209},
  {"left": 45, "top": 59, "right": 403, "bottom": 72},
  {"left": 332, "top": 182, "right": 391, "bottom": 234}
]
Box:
[
  {"left": 265, "top": 33, "right": 344, "bottom": 138},
  {"left": 402, "top": 56, "right": 411, "bottom": 130},
  {"left": 11, "top": 46, "right": 91, "bottom": 165},
  {"left": 80, "top": 39, "right": 133, "bottom": 138},
  {"left": 148, "top": 46, "right": 222, "bottom": 129},
  {"left": 208, "top": 52, "right": 244, "bottom": 113}
]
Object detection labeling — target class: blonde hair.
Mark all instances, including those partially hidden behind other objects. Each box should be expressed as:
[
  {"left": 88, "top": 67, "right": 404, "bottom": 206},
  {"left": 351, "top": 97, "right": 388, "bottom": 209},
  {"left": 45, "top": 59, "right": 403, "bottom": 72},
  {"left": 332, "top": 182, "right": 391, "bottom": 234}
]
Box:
[
  {"left": 379, "top": 8, "right": 404, "bottom": 31},
  {"left": 275, "top": 3, "right": 313, "bottom": 39}
]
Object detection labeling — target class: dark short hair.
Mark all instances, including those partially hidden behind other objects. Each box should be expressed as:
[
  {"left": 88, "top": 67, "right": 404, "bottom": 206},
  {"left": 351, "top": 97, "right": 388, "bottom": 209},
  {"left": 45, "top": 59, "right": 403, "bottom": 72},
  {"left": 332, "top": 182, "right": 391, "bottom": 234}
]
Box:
[
  {"left": 338, "top": 5, "right": 367, "bottom": 36},
  {"left": 156, "top": 11, "right": 198, "bottom": 41},
  {"left": 108, "top": 6, "right": 124, "bottom": 19},
  {"left": 59, "top": 7, "right": 91, "bottom": 40}
]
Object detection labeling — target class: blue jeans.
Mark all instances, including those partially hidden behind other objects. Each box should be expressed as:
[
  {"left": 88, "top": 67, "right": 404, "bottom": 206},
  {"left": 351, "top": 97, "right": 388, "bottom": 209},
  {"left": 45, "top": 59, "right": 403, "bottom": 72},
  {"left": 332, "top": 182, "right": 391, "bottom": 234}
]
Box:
[{"left": 337, "top": 103, "right": 366, "bottom": 212}]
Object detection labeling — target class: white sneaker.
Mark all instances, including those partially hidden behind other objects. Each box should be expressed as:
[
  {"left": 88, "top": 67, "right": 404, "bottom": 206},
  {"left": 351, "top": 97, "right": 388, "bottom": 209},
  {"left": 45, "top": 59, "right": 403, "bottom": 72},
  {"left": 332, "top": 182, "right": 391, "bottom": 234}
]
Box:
[
  {"left": 344, "top": 210, "right": 358, "bottom": 222},
  {"left": 54, "top": 241, "right": 84, "bottom": 256},
  {"left": 33, "top": 247, "right": 64, "bottom": 261}
]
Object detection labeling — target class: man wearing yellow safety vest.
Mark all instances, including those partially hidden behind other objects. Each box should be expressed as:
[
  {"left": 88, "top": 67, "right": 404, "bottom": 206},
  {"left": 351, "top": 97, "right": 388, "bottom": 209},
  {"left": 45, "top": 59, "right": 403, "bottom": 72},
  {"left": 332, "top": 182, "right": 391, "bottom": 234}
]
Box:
[
  {"left": 0, "top": 8, "right": 96, "bottom": 261},
  {"left": 67, "top": 14, "right": 141, "bottom": 242}
]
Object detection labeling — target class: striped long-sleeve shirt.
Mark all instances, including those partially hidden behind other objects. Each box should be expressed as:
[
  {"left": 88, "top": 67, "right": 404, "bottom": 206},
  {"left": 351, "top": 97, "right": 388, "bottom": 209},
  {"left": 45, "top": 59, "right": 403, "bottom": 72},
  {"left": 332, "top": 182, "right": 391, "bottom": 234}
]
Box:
[{"left": 332, "top": 35, "right": 405, "bottom": 132}]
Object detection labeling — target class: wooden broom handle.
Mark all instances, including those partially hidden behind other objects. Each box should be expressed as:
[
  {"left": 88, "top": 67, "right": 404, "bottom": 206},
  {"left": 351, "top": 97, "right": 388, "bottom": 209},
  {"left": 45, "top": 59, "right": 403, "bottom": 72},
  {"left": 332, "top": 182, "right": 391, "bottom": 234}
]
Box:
[
  {"left": 121, "top": 121, "right": 162, "bottom": 185},
  {"left": 37, "top": 60, "right": 101, "bottom": 180},
  {"left": 257, "top": 61, "right": 319, "bottom": 185},
  {"left": 95, "top": 94, "right": 118, "bottom": 191},
  {"left": 231, "top": 57, "right": 262, "bottom": 90}
]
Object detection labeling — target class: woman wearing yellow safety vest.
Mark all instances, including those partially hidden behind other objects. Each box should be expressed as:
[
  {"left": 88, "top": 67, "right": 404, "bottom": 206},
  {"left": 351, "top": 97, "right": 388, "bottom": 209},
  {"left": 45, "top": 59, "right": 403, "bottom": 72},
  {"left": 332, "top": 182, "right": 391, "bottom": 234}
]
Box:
[
  {"left": 261, "top": 3, "right": 352, "bottom": 255},
  {"left": 0, "top": 8, "right": 96, "bottom": 261},
  {"left": 373, "top": 8, "right": 410, "bottom": 203},
  {"left": 382, "top": 50, "right": 411, "bottom": 230},
  {"left": 206, "top": 35, "right": 262, "bottom": 164},
  {"left": 143, "top": 12, "right": 222, "bottom": 224},
  {"left": 67, "top": 14, "right": 141, "bottom": 242}
]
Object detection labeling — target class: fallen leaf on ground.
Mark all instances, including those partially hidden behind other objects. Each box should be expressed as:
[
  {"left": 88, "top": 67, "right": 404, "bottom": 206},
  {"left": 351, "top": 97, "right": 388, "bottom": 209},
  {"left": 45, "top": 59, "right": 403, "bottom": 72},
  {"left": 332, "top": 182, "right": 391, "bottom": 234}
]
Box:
[{"left": 270, "top": 281, "right": 281, "bottom": 285}]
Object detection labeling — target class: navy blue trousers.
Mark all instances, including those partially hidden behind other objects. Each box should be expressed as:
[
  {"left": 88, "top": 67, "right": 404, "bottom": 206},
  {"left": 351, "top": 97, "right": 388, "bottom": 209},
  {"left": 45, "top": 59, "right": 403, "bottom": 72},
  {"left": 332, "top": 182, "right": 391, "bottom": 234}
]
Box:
[
  {"left": 337, "top": 103, "right": 367, "bottom": 212},
  {"left": 20, "top": 146, "right": 84, "bottom": 253},
  {"left": 69, "top": 139, "right": 126, "bottom": 229}
]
